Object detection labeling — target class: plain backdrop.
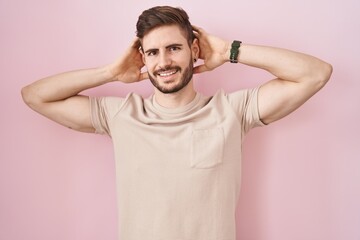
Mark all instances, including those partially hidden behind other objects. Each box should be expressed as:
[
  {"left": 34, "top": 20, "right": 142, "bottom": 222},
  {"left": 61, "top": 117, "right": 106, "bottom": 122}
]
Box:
[{"left": 1, "top": 0, "right": 359, "bottom": 239}]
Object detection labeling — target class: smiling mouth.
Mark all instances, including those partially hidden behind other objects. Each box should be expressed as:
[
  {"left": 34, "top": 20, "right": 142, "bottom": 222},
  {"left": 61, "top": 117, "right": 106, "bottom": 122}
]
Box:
[{"left": 157, "top": 69, "right": 178, "bottom": 77}]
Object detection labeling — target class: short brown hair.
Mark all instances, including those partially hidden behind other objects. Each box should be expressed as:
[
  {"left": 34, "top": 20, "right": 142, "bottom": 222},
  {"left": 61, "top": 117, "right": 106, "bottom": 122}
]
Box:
[{"left": 136, "top": 6, "right": 195, "bottom": 47}]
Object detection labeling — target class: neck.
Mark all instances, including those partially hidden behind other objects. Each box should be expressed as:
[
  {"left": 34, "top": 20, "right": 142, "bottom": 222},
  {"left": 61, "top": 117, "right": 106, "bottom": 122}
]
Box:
[{"left": 154, "top": 80, "right": 196, "bottom": 109}]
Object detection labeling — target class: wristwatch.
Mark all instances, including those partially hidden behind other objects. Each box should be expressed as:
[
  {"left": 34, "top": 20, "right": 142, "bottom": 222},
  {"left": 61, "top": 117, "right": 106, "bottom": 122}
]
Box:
[{"left": 230, "top": 40, "right": 242, "bottom": 63}]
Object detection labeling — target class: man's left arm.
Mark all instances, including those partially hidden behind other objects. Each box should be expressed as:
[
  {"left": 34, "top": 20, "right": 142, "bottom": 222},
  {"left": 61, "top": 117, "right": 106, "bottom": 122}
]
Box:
[
  {"left": 192, "top": 26, "right": 333, "bottom": 124},
  {"left": 237, "top": 44, "right": 332, "bottom": 124}
]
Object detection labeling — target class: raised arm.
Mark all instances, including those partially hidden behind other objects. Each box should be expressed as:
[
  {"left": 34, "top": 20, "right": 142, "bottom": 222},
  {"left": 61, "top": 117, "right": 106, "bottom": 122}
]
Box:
[
  {"left": 241, "top": 45, "right": 332, "bottom": 124},
  {"left": 193, "top": 26, "right": 332, "bottom": 124},
  {"left": 21, "top": 39, "right": 148, "bottom": 133}
]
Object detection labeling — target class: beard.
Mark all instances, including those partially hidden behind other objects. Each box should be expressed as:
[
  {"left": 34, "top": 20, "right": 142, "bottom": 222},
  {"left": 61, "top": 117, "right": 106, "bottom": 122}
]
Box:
[{"left": 148, "top": 58, "right": 193, "bottom": 94}]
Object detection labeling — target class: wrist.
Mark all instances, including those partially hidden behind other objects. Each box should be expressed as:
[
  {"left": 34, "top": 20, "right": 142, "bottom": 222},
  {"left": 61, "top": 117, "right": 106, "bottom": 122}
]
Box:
[
  {"left": 229, "top": 40, "right": 242, "bottom": 63},
  {"left": 223, "top": 41, "right": 232, "bottom": 63},
  {"left": 101, "top": 64, "right": 118, "bottom": 83}
]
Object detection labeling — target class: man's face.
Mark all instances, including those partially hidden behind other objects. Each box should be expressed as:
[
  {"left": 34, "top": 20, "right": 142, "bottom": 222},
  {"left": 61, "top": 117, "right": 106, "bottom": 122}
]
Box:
[{"left": 141, "top": 25, "right": 197, "bottom": 94}]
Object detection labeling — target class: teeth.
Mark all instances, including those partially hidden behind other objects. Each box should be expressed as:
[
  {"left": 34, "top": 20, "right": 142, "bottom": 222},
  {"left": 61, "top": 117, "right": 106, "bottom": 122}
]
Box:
[{"left": 158, "top": 70, "right": 177, "bottom": 77}]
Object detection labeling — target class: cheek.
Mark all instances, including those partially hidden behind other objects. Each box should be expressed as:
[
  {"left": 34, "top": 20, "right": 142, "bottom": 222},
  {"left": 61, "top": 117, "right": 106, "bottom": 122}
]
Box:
[{"left": 143, "top": 59, "right": 155, "bottom": 71}]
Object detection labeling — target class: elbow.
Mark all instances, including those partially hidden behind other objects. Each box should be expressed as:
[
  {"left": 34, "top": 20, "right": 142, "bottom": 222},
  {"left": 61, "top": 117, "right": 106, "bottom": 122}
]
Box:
[
  {"left": 21, "top": 85, "right": 41, "bottom": 109},
  {"left": 308, "top": 61, "right": 333, "bottom": 90},
  {"left": 21, "top": 85, "right": 31, "bottom": 106},
  {"left": 321, "top": 62, "right": 333, "bottom": 84},
  {"left": 317, "top": 61, "right": 333, "bottom": 87}
]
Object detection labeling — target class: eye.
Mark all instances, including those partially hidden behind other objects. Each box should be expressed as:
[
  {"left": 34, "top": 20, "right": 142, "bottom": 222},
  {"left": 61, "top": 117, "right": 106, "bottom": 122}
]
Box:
[
  {"left": 147, "top": 50, "right": 158, "bottom": 57},
  {"left": 169, "top": 46, "right": 181, "bottom": 52}
]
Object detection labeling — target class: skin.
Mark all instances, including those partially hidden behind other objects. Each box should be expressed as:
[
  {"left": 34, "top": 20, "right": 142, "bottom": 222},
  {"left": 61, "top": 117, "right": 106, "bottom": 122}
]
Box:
[
  {"left": 21, "top": 24, "right": 332, "bottom": 133},
  {"left": 140, "top": 25, "right": 199, "bottom": 108}
]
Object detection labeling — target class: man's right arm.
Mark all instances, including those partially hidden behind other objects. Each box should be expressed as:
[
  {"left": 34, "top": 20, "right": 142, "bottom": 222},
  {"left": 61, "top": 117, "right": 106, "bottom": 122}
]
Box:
[
  {"left": 21, "top": 38, "right": 148, "bottom": 133},
  {"left": 21, "top": 67, "right": 115, "bottom": 133}
]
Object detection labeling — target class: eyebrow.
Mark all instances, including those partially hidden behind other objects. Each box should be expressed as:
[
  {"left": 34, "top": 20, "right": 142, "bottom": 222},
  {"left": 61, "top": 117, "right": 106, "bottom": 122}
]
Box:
[{"left": 144, "top": 43, "right": 183, "bottom": 54}]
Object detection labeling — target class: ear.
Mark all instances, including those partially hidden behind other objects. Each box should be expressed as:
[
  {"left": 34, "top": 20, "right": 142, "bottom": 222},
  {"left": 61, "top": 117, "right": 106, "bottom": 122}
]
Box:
[
  {"left": 139, "top": 47, "right": 146, "bottom": 64},
  {"left": 191, "top": 38, "right": 200, "bottom": 60}
]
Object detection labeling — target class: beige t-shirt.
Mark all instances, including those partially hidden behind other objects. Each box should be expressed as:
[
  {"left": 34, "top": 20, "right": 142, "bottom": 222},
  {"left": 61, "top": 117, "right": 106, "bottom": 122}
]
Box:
[{"left": 90, "top": 88, "right": 264, "bottom": 240}]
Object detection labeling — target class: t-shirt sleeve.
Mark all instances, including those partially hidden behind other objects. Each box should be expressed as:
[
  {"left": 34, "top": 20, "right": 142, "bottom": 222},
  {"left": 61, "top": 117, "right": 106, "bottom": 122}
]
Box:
[
  {"left": 226, "top": 87, "right": 266, "bottom": 134},
  {"left": 89, "top": 96, "right": 125, "bottom": 136}
]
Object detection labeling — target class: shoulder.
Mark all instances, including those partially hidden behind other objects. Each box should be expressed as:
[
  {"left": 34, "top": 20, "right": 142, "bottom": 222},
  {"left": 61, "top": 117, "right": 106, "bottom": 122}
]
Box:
[
  {"left": 209, "top": 88, "right": 259, "bottom": 105},
  {"left": 90, "top": 92, "right": 146, "bottom": 115}
]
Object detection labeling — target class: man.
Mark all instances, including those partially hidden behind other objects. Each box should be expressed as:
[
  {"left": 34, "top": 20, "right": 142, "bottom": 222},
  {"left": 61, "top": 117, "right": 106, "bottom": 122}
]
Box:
[{"left": 21, "top": 6, "right": 332, "bottom": 240}]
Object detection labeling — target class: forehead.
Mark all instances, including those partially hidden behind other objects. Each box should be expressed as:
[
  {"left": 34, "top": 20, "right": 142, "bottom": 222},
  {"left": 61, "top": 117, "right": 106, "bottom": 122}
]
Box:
[{"left": 142, "top": 25, "right": 188, "bottom": 50}]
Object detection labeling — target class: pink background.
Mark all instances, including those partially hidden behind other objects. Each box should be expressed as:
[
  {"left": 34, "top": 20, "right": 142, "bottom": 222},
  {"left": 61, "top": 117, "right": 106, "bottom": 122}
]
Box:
[{"left": 1, "top": 0, "right": 359, "bottom": 239}]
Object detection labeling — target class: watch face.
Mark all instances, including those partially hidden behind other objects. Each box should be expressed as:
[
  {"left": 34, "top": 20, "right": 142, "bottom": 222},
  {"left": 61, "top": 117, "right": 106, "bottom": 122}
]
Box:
[
  {"left": 232, "top": 40, "right": 242, "bottom": 48},
  {"left": 230, "top": 40, "right": 241, "bottom": 63}
]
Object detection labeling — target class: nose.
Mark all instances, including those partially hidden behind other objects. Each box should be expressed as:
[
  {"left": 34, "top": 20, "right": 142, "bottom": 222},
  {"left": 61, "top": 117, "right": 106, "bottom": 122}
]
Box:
[{"left": 158, "top": 51, "right": 172, "bottom": 69}]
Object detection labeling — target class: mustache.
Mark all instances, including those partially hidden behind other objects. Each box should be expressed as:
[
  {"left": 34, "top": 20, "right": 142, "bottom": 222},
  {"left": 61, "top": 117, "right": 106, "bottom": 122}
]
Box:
[{"left": 153, "top": 66, "right": 181, "bottom": 76}]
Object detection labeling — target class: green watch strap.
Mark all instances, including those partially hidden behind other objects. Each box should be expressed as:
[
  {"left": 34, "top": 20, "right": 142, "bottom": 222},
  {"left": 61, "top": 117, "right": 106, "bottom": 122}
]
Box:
[{"left": 230, "top": 40, "right": 242, "bottom": 63}]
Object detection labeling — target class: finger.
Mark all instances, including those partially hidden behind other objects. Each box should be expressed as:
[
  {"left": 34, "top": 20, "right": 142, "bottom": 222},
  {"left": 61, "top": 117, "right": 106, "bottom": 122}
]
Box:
[
  {"left": 131, "top": 37, "right": 141, "bottom": 49},
  {"left": 191, "top": 25, "right": 203, "bottom": 33},
  {"left": 139, "top": 71, "right": 149, "bottom": 80},
  {"left": 193, "top": 64, "right": 209, "bottom": 74},
  {"left": 193, "top": 31, "right": 200, "bottom": 37}
]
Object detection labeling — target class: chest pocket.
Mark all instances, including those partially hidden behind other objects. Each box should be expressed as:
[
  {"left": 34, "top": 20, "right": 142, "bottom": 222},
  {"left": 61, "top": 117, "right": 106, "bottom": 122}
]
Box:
[{"left": 190, "top": 128, "right": 224, "bottom": 169}]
